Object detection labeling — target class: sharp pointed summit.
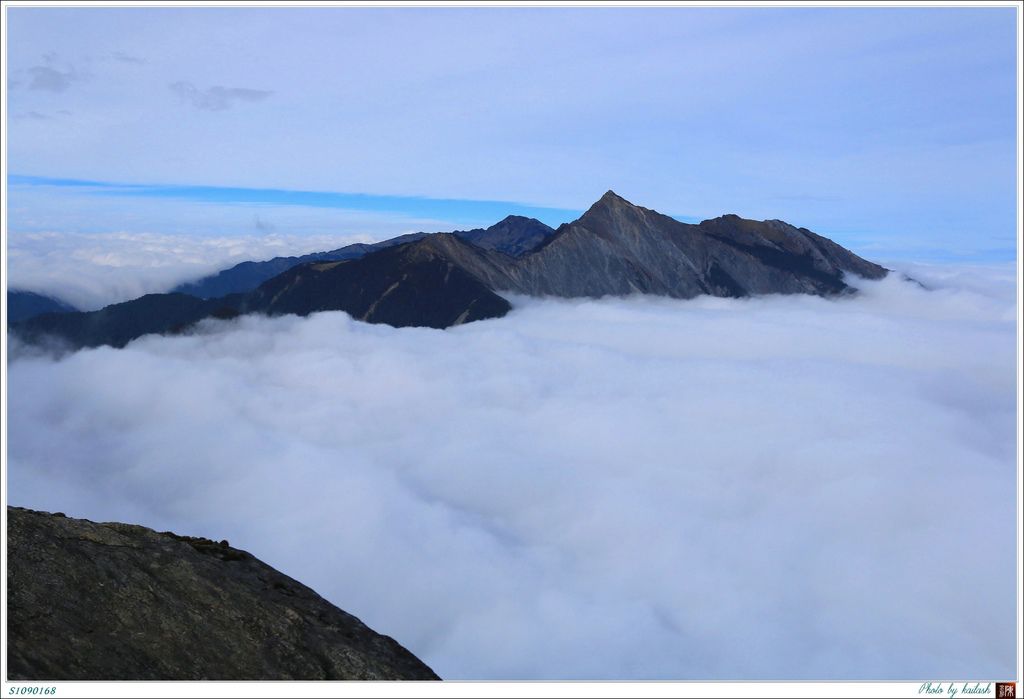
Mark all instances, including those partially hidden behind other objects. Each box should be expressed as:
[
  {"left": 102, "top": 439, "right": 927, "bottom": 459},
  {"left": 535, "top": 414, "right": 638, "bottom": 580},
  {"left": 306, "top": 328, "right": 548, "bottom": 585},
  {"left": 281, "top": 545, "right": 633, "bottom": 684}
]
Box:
[
  {"left": 599, "top": 189, "right": 628, "bottom": 204},
  {"left": 581, "top": 189, "right": 635, "bottom": 216},
  {"left": 572, "top": 190, "right": 656, "bottom": 237}
]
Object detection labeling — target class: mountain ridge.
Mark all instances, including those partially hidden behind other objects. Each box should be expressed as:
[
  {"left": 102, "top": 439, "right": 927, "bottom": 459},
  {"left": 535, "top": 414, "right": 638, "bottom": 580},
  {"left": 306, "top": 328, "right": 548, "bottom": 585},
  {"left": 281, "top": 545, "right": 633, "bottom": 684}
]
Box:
[
  {"left": 11, "top": 191, "right": 890, "bottom": 351},
  {"left": 173, "top": 216, "right": 554, "bottom": 299}
]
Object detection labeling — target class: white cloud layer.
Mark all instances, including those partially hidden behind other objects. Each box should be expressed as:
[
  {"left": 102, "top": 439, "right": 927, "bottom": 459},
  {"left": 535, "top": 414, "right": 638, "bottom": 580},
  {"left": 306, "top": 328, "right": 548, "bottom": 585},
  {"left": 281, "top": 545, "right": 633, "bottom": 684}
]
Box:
[{"left": 5, "top": 265, "right": 1017, "bottom": 680}]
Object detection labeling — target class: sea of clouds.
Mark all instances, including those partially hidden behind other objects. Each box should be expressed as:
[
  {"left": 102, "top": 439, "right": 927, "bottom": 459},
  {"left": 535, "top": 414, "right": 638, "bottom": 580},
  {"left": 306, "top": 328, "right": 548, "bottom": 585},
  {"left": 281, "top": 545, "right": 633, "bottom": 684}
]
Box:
[{"left": 5, "top": 264, "right": 1018, "bottom": 680}]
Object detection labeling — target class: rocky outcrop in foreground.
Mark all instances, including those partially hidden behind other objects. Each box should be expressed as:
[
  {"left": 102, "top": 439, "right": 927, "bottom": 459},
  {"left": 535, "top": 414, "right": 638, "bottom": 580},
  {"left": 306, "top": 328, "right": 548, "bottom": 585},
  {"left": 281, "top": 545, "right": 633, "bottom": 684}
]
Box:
[{"left": 6, "top": 506, "right": 439, "bottom": 680}]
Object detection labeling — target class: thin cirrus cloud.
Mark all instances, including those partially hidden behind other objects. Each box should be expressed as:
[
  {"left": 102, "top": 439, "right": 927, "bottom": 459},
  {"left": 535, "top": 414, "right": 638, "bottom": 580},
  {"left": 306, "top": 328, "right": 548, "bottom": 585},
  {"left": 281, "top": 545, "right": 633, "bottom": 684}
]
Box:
[
  {"left": 110, "top": 51, "right": 146, "bottom": 64},
  {"left": 6, "top": 265, "right": 1017, "bottom": 680},
  {"left": 169, "top": 81, "right": 273, "bottom": 111},
  {"left": 12, "top": 50, "right": 137, "bottom": 94}
]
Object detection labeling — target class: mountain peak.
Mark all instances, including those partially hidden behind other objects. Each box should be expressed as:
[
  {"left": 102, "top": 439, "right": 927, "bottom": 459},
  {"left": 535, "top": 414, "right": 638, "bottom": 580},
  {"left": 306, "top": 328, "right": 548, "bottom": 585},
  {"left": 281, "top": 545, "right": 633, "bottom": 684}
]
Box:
[
  {"left": 596, "top": 190, "right": 630, "bottom": 206},
  {"left": 492, "top": 214, "right": 534, "bottom": 226},
  {"left": 454, "top": 215, "right": 554, "bottom": 256},
  {"left": 578, "top": 190, "right": 637, "bottom": 222}
]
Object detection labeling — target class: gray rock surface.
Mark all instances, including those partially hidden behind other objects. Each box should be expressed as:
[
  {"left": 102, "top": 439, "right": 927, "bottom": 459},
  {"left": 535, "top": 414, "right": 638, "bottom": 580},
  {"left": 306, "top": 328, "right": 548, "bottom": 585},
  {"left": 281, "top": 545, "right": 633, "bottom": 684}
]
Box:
[
  {"left": 6, "top": 506, "right": 440, "bottom": 681},
  {"left": 419, "top": 191, "right": 888, "bottom": 299}
]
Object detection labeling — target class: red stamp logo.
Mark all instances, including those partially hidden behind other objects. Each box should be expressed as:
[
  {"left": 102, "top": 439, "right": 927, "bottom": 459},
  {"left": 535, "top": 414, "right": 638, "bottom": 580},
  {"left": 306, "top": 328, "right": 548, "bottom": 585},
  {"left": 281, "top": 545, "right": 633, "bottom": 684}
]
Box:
[{"left": 996, "top": 683, "right": 1016, "bottom": 699}]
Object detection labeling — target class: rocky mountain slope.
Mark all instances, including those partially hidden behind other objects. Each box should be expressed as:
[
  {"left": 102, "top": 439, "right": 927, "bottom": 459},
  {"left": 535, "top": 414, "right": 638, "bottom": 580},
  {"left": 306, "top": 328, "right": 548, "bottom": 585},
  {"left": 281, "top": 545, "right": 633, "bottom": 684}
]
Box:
[
  {"left": 6, "top": 506, "right": 440, "bottom": 681},
  {"left": 421, "top": 191, "right": 887, "bottom": 298},
  {"left": 10, "top": 191, "right": 889, "bottom": 350}
]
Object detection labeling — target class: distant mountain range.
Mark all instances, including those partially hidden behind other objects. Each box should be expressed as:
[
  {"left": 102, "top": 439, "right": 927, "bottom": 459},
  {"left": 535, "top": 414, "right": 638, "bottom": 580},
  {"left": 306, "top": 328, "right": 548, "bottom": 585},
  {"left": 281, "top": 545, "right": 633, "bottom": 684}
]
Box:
[
  {"left": 7, "top": 290, "right": 78, "bottom": 323},
  {"left": 172, "top": 216, "right": 555, "bottom": 299},
  {"left": 11, "top": 191, "right": 888, "bottom": 351}
]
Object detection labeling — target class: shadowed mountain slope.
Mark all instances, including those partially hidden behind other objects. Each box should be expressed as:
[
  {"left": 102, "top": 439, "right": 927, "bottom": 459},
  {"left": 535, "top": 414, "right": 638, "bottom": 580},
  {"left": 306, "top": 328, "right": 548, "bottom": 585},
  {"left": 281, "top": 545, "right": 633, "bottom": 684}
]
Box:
[{"left": 245, "top": 238, "right": 512, "bottom": 329}]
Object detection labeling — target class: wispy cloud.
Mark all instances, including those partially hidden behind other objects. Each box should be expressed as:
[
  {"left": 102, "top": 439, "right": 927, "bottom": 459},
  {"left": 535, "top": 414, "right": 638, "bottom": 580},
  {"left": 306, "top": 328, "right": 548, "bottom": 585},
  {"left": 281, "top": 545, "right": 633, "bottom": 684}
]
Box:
[
  {"left": 111, "top": 51, "right": 145, "bottom": 64},
  {"left": 12, "top": 109, "right": 73, "bottom": 121},
  {"left": 169, "top": 81, "right": 272, "bottom": 111},
  {"left": 28, "top": 65, "right": 82, "bottom": 92},
  {"left": 25, "top": 52, "right": 86, "bottom": 92}
]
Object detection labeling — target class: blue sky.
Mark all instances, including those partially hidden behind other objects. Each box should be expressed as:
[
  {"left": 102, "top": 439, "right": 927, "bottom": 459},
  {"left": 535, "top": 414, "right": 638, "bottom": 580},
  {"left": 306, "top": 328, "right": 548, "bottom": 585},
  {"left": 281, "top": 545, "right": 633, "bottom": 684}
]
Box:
[{"left": 4, "top": 6, "right": 1020, "bottom": 261}]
